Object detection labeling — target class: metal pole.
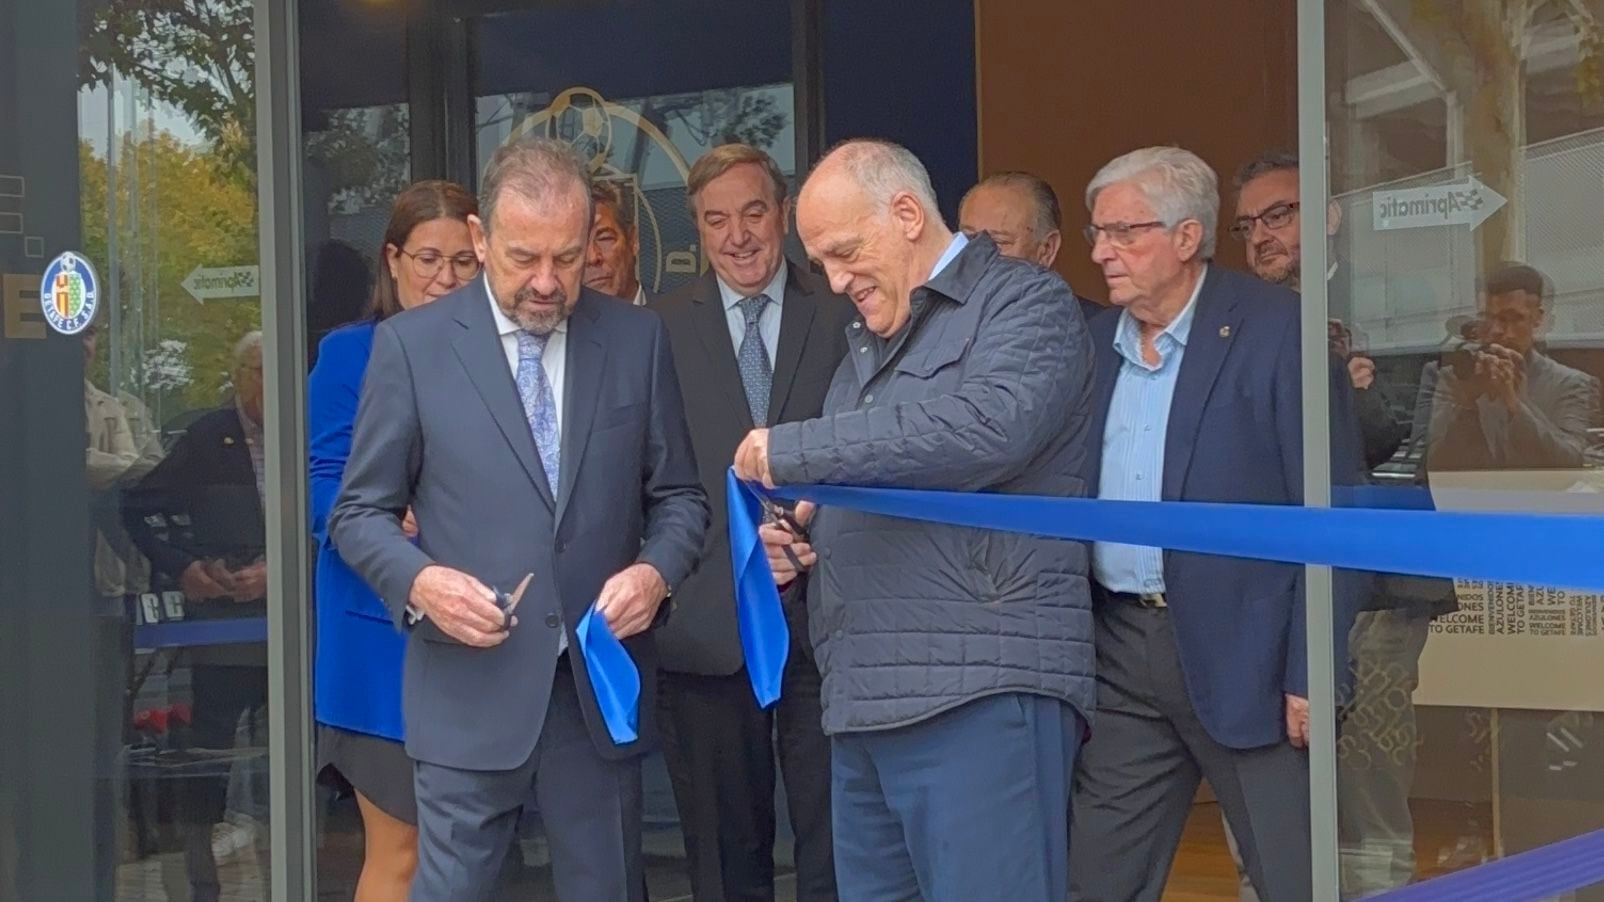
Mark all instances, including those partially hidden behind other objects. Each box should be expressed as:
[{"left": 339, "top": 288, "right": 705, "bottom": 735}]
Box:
[
  {"left": 255, "top": 0, "right": 313, "bottom": 898},
  {"left": 1297, "top": 2, "right": 1341, "bottom": 899}
]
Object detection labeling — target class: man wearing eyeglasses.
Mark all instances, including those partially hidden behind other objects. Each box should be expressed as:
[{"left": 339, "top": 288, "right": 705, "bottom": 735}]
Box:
[
  {"left": 1232, "top": 152, "right": 1407, "bottom": 472},
  {"left": 1068, "top": 146, "right": 1363, "bottom": 902}
]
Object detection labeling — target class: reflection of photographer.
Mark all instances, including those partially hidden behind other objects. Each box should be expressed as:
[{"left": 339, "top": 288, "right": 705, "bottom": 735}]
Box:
[{"left": 1425, "top": 263, "right": 1600, "bottom": 471}]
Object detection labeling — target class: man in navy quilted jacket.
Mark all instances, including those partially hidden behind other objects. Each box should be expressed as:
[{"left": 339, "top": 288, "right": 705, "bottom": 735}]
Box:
[{"left": 734, "top": 138, "right": 1096, "bottom": 902}]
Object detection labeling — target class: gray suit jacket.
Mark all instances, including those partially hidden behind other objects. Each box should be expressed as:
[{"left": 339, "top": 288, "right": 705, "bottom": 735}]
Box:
[
  {"left": 329, "top": 280, "right": 708, "bottom": 769},
  {"left": 650, "top": 264, "right": 854, "bottom": 674}
]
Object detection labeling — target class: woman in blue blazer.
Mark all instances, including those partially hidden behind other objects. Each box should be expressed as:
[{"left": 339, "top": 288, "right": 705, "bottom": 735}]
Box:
[{"left": 311, "top": 180, "right": 479, "bottom": 901}]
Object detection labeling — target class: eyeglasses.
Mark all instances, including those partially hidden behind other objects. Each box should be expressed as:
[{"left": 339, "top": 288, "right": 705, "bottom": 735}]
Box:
[
  {"left": 1082, "top": 221, "right": 1167, "bottom": 248},
  {"left": 399, "top": 247, "right": 481, "bottom": 281},
  {"left": 1229, "top": 202, "right": 1300, "bottom": 239}
]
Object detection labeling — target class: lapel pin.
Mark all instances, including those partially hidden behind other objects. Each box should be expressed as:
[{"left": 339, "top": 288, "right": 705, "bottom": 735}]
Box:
[
  {"left": 223, "top": 436, "right": 236, "bottom": 445},
  {"left": 1219, "top": 325, "right": 1232, "bottom": 339}
]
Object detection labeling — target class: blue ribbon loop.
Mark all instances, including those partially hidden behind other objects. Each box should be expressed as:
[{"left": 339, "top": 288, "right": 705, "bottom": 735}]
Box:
[
  {"left": 728, "top": 468, "right": 791, "bottom": 708},
  {"left": 576, "top": 603, "right": 640, "bottom": 744}
]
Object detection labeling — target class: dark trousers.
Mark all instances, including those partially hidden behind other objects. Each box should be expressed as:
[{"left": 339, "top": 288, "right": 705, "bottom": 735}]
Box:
[
  {"left": 1068, "top": 598, "right": 1312, "bottom": 902},
  {"left": 659, "top": 645, "right": 835, "bottom": 902},
  {"left": 410, "top": 658, "right": 644, "bottom": 902},
  {"left": 832, "top": 693, "right": 1082, "bottom": 902}
]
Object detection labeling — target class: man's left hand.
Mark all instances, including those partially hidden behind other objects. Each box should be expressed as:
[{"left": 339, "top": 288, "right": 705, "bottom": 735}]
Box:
[
  {"left": 1285, "top": 694, "right": 1310, "bottom": 749},
  {"left": 733, "top": 428, "right": 773, "bottom": 487},
  {"left": 594, "top": 562, "right": 668, "bottom": 640}
]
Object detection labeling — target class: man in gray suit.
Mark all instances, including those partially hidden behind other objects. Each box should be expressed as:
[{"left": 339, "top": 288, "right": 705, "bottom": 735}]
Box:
[
  {"left": 653, "top": 143, "right": 852, "bottom": 902},
  {"left": 330, "top": 137, "right": 708, "bottom": 902}
]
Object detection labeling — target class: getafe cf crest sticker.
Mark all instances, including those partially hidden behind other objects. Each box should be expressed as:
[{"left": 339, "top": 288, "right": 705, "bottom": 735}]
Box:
[{"left": 40, "top": 251, "right": 99, "bottom": 336}]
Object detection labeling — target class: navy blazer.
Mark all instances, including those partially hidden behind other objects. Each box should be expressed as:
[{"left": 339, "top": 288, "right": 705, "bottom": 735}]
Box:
[
  {"left": 309, "top": 321, "right": 407, "bottom": 741},
  {"left": 329, "top": 281, "right": 708, "bottom": 770},
  {"left": 1085, "top": 265, "right": 1362, "bottom": 750}
]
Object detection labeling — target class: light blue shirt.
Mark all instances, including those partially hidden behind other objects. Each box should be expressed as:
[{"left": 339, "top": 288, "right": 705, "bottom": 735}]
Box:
[
  {"left": 928, "top": 232, "right": 969, "bottom": 282},
  {"left": 719, "top": 261, "right": 788, "bottom": 364},
  {"left": 1092, "top": 267, "right": 1206, "bottom": 594}
]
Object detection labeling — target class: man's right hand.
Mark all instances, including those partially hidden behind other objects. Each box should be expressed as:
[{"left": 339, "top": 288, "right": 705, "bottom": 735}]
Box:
[
  {"left": 760, "top": 500, "right": 817, "bottom": 588},
  {"left": 180, "top": 560, "right": 232, "bottom": 600},
  {"left": 408, "top": 565, "right": 509, "bottom": 648}
]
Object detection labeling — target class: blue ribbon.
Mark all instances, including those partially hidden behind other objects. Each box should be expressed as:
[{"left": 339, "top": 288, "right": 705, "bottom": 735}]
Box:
[
  {"left": 728, "top": 468, "right": 791, "bottom": 707},
  {"left": 728, "top": 468, "right": 1604, "bottom": 708},
  {"left": 575, "top": 603, "right": 640, "bottom": 744},
  {"left": 1371, "top": 826, "right": 1604, "bottom": 901}
]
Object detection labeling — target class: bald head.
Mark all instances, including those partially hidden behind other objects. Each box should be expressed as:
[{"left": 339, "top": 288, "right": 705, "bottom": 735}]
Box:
[{"left": 797, "top": 140, "right": 953, "bottom": 338}]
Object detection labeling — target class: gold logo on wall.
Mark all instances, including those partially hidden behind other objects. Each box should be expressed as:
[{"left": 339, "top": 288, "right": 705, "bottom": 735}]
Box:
[{"left": 510, "top": 87, "right": 698, "bottom": 292}]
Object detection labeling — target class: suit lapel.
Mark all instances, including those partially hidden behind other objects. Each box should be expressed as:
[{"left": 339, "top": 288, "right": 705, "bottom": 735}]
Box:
[
  {"left": 1163, "top": 268, "right": 1241, "bottom": 498},
  {"left": 690, "top": 273, "right": 756, "bottom": 431},
  {"left": 219, "top": 414, "right": 265, "bottom": 524},
  {"left": 767, "top": 269, "right": 818, "bottom": 423},
  {"left": 556, "top": 293, "right": 607, "bottom": 526},
  {"left": 451, "top": 284, "right": 555, "bottom": 509}
]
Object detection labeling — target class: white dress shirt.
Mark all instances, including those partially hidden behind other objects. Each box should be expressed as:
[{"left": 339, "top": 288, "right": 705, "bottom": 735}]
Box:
[{"left": 717, "top": 261, "right": 787, "bottom": 363}]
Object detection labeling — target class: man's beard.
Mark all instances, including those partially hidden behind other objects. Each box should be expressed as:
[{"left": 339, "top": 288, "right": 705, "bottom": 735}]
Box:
[
  {"left": 506, "top": 283, "right": 571, "bottom": 335},
  {"left": 1254, "top": 242, "right": 1302, "bottom": 291}
]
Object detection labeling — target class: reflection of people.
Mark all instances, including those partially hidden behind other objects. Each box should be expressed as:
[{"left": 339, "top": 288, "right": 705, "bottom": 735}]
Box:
[
  {"left": 330, "top": 137, "right": 707, "bottom": 902},
  {"left": 311, "top": 180, "right": 479, "bottom": 902},
  {"left": 122, "top": 331, "right": 272, "bottom": 902},
  {"left": 1232, "top": 151, "right": 1421, "bottom": 899},
  {"left": 1424, "top": 263, "right": 1600, "bottom": 471},
  {"left": 653, "top": 143, "right": 851, "bottom": 902},
  {"left": 960, "top": 171, "right": 1102, "bottom": 319},
  {"left": 736, "top": 139, "right": 1094, "bottom": 902},
  {"left": 1068, "top": 147, "right": 1359, "bottom": 902},
  {"left": 585, "top": 179, "right": 647, "bottom": 304}
]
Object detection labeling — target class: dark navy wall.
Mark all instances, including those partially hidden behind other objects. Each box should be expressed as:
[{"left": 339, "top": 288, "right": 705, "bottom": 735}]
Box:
[{"left": 820, "top": 0, "right": 978, "bottom": 224}]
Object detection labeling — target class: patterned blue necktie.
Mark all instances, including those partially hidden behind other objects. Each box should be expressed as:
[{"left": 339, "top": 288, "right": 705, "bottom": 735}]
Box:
[
  {"left": 737, "top": 294, "right": 773, "bottom": 427},
  {"left": 515, "top": 331, "right": 561, "bottom": 494}
]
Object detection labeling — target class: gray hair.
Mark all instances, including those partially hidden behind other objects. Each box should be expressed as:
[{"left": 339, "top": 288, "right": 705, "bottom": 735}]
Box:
[
  {"left": 812, "top": 139, "right": 942, "bottom": 219},
  {"left": 1233, "top": 150, "right": 1299, "bottom": 191},
  {"left": 233, "top": 330, "right": 263, "bottom": 367},
  {"left": 965, "top": 171, "right": 1062, "bottom": 238},
  {"left": 1086, "top": 146, "right": 1220, "bottom": 258},
  {"left": 479, "top": 137, "right": 592, "bottom": 235}
]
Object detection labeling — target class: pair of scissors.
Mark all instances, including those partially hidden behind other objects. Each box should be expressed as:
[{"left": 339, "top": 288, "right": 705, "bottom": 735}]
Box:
[
  {"left": 492, "top": 573, "right": 534, "bottom": 631},
  {"left": 757, "top": 497, "right": 809, "bottom": 573}
]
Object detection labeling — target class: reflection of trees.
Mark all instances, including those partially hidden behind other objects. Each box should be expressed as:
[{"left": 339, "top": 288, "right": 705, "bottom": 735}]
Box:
[
  {"left": 305, "top": 106, "right": 412, "bottom": 213},
  {"left": 1402, "top": 0, "right": 1604, "bottom": 261},
  {"left": 79, "top": 136, "right": 260, "bottom": 417},
  {"left": 79, "top": 0, "right": 256, "bottom": 177},
  {"left": 654, "top": 89, "right": 788, "bottom": 151}
]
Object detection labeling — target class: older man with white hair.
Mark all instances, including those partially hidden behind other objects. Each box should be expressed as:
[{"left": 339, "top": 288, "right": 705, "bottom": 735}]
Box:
[
  {"left": 733, "top": 138, "right": 1096, "bottom": 901},
  {"left": 1067, "top": 146, "right": 1368, "bottom": 901}
]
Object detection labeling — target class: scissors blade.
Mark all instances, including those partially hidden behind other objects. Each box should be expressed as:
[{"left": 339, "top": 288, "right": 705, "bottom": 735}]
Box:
[{"left": 503, "top": 572, "right": 533, "bottom": 613}]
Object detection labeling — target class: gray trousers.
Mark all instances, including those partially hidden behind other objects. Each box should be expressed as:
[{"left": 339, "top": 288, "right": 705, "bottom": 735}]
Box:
[
  {"left": 1337, "top": 609, "right": 1430, "bottom": 897},
  {"left": 1069, "top": 599, "right": 1312, "bottom": 902},
  {"left": 410, "top": 658, "right": 644, "bottom": 902}
]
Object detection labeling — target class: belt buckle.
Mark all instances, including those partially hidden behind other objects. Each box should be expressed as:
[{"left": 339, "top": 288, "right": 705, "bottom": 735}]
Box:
[{"left": 1139, "top": 592, "right": 1167, "bottom": 608}]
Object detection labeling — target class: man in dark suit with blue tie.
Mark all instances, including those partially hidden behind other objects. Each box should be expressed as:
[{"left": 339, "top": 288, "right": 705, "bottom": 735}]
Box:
[
  {"left": 652, "top": 143, "right": 851, "bottom": 902},
  {"left": 1067, "top": 146, "right": 1360, "bottom": 902},
  {"left": 330, "top": 137, "right": 708, "bottom": 901}
]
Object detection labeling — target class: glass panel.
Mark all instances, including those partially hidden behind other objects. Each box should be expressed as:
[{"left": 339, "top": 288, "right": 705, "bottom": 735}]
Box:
[
  {"left": 0, "top": 0, "right": 273, "bottom": 899},
  {"left": 1325, "top": 1, "right": 1604, "bottom": 898},
  {"left": 471, "top": 2, "right": 797, "bottom": 301},
  {"left": 296, "top": 3, "right": 412, "bottom": 897},
  {"left": 467, "top": 2, "right": 794, "bottom": 896}
]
